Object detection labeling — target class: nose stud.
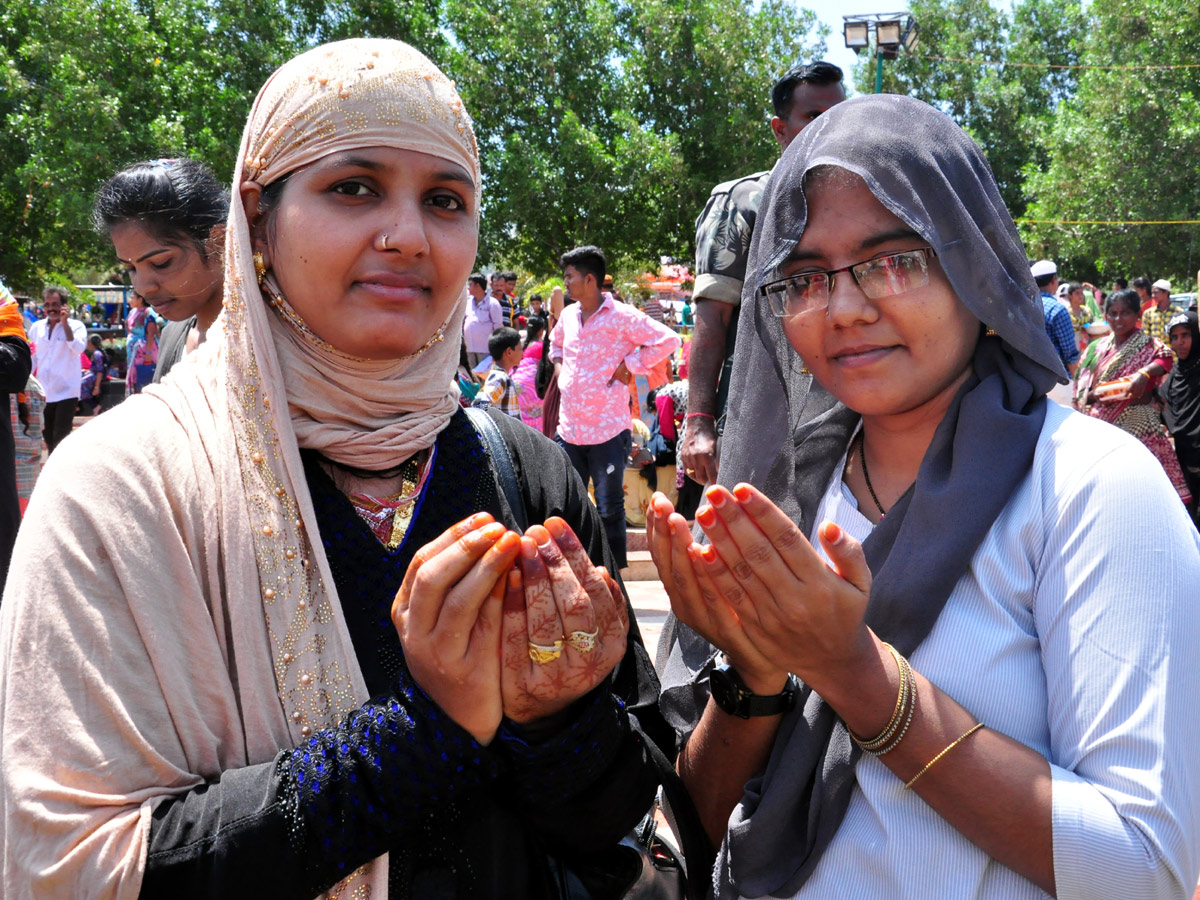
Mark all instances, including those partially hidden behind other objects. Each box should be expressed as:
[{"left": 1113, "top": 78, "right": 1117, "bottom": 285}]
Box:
[{"left": 378, "top": 233, "right": 389, "bottom": 251}]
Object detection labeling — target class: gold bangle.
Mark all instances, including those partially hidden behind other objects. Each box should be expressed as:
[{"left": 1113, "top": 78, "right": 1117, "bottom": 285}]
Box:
[
  {"left": 904, "top": 722, "right": 985, "bottom": 790},
  {"left": 850, "top": 643, "right": 906, "bottom": 748},
  {"left": 851, "top": 644, "right": 916, "bottom": 757}
]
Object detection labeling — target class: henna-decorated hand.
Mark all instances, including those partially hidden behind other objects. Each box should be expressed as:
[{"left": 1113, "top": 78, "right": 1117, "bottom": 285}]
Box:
[
  {"left": 500, "top": 517, "right": 629, "bottom": 724},
  {"left": 392, "top": 513, "right": 520, "bottom": 745}
]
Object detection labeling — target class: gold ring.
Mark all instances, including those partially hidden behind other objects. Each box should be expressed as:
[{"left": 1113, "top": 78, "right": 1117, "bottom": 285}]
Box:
[
  {"left": 685, "top": 468, "right": 695, "bottom": 475},
  {"left": 528, "top": 639, "right": 564, "bottom": 664},
  {"left": 567, "top": 629, "right": 599, "bottom": 653}
]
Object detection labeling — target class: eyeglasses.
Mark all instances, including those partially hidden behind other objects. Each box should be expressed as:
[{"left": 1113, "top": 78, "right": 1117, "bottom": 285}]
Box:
[{"left": 760, "top": 247, "right": 937, "bottom": 318}]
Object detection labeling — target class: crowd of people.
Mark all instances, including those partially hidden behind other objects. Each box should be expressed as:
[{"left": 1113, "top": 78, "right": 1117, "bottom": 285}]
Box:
[{"left": 0, "top": 37, "right": 1199, "bottom": 900}]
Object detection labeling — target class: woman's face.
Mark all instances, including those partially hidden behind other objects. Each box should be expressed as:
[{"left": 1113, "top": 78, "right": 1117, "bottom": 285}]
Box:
[
  {"left": 111, "top": 222, "right": 223, "bottom": 322},
  {"left": 781, "top": 172, "right": 979, "bottom": 424},
  {"left": 1170, "top": 324, "right": 1193, "bottom": 361},
  {"left": 1105, "top": 299, "right": 1140, "bottom": 343},
  {"left": 245, "top": 146, "right": 477, "bottom": 360}
]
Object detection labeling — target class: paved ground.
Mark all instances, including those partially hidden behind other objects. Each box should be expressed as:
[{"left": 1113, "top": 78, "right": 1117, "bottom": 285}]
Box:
[{"left": 627, "top": 578, "right": 671, "bottom": 660}]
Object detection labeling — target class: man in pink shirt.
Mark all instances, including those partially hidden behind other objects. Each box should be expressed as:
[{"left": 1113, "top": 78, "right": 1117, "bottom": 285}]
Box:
[{"left": 551, "top": 246, "right": 680, "bottom": 567}]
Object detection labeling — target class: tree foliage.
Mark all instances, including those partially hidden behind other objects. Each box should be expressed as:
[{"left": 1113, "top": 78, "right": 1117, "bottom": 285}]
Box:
[
  {"left": 446, "top": 0, "right": 825, "bottom": 275},
  {"left": 852, "top": 0, "right": 1086, "bottom": 217},
  {"left": 1021, "top": 0, "right": 1200, "bottom": 285},
  {"left": 0, "top": 0, "right": 445, "bottom": 292},
  {"left": 5, "top": 0, "right": 1194, "bottom": 291},
  {"left": 1, "top": 0, "right": 826, "bottom": 289}
]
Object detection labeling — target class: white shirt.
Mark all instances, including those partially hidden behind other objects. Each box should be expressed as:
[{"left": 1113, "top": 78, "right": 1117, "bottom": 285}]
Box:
[
  {"left": 766, "top": 403, "right": 1200, "bottom": 900},
  {"left": 28, "top": 318, "right": 87, "bottom": 403}
]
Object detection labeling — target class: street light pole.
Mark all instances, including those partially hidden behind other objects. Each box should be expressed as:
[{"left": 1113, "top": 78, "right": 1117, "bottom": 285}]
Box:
[{"left": 843, "top": 12, "right": 919, "bottom": 94}]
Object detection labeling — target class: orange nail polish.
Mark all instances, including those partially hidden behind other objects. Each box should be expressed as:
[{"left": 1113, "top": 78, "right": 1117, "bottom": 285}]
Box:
[
  {"left": 732, "top": 484, "right": 752, "bottom": 503},
  {"left": 696, "top": 507, "right": 716, "bottom": 527},
  {"left": 496, "top": 532, "right": 520, "bottom": 553},
  {"left": 701, "top": 545, "right": 717, "bottom": 563},
  {"left": 705, "top": 487, "right": 726, "bottom": 508}
]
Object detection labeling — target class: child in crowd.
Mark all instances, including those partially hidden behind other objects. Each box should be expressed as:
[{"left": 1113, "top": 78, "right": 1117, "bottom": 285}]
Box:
[{"left": 473, "top": 326, "right": 523, "bottom": 418}]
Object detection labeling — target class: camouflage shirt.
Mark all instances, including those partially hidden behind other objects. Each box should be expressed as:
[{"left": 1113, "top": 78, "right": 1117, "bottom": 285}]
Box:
[{"left": 692, "top": 169, "right": 770, "bottom": 306}]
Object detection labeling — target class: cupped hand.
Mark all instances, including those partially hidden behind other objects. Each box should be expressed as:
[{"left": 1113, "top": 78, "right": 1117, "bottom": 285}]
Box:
[
  {"left": 646, "top": 491, "right": 782, "bottom": 691},
  {"left": 500, "top": 518, "right": 628, "bottom": 724},
  {"left": 692, "top": 484, "right": 876, "bottom": 694},
  {"left": 392, "top": 512, "right": 521, "bottom": 745}
]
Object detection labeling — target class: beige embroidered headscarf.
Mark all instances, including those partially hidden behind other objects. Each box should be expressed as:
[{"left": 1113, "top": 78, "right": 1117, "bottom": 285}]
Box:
[{"left": 0, "top": 39, "right": 478, "bottom": 900}]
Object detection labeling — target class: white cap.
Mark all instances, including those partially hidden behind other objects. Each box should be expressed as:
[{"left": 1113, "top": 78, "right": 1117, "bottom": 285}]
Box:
[
  {"left": 1152, "top": 279, "right": 1171, "bottom": 292},
  {"left": 1030, "top": 259, "right": 1057, "bottom": 278},
  {"left": 1056, "top": 283, "right": 1070, "bottom": 297}
]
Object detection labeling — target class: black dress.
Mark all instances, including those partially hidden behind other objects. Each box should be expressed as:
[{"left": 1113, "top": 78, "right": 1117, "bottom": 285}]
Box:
[
  {"left": 140, "top": 409, "right": 668, "bottom": 899},
  {"left": 0, "top": 332, "right": 32, "bottom": 595}
]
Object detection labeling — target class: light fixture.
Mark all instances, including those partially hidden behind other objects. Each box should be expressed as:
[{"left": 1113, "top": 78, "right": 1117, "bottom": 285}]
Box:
[
  {"left": 902, "top": 17, "right": 920, "bottom": 51},
  {"left": 876, "top": 19, "right": 903, "bottom": 47},
  {"left": 844, "top": 21, "right": 870, "bottom": 52}
]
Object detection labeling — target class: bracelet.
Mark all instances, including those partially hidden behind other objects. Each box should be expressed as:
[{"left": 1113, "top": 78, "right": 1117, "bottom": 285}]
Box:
[
  {"left": 853, "top": 643, "right": 906, "bottom": 750},
  {"left": 904, "top": 722, "right": 985, "bottom": 790},
  {"left": 685, "top": 412, "right": 715, "bottom": 420},
  {"left": 850, "top": 643, "right": 916, "bottom": 757}
]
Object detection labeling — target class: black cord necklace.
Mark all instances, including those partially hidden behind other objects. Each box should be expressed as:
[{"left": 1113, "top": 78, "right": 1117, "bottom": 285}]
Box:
[
  {"left": 858, "top": 433, "right": 887, "bottom": 518},
  {"left": 318, "top": 451, "right": 424, "bottom": 483}
]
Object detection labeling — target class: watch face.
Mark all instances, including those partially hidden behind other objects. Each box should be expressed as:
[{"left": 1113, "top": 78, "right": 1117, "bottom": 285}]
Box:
[{"left": 709, "top": 666, "right": 744, "bottom": 713}]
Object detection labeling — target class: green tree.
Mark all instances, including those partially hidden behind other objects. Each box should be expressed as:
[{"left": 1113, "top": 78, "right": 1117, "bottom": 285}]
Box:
[
  {"left": 0, "top": 0, "right": 446, "bottom": 293},
  {"left": 446, "top": 0, "right": 825, "bottom": 276},
  {"left": 1021, "top": 0, "right": 1200, "bottom": 284},
  {"left": 443, "top": 0, "right": 686, "bottom": 275},
  {"left": 852, "top": 0, "right": 1085, "bottom": 218},
  {"left": 618, "top": 0, "right": 827, "bottom": 264}
]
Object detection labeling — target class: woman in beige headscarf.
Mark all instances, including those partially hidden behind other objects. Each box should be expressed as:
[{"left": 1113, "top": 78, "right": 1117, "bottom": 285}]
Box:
[{"left": 0, "top": 39, "right": 665, "bottom": 899}]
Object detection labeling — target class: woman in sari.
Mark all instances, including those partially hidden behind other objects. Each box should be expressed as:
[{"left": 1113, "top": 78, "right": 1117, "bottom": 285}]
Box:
[
  {"left": 0, "top": 39, "right": 665, "bottom": 899},
  {"left": 512, "top": 318, "right": 546, "bottom": 432},
  {"left": 79, "top": 333, "right": 108, "bottom": 415},
  {"left": 1164, "top": 310, "right": 1200, "bottom": 522},
  {"left": 649, "top": 95, "right": 1200, "bottom": 900},
  {"left": 1073, "top": 289, "right": 1190, "bottom": 505}
]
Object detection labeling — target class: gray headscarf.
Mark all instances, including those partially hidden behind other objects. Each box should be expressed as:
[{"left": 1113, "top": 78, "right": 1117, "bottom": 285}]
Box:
[{"left": 658, "top": 94, "right": 1066, "bottom": 899}]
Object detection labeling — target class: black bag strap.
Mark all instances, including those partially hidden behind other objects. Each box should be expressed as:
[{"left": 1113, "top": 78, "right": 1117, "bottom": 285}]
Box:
[
  {"left": 629, "top": 717, "right": 714, "bottom": 900},
  {"left": 466, "top": 407, "right": 529, "bottom": 531},
  {"left": 467, "top": 407, "right": 712, "bottom": 899}
]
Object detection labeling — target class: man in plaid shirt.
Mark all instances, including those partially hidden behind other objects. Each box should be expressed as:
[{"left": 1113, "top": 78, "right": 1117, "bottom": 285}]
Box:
[
  {"left": 473, "top": 326, "right": 523, "bottom": 418},
  {"left": 1031, "top": 259, "right": 1079, "bottom": 375},
  {"left": 1143, "top": 279, "right": 1180, "bottom": 353}
]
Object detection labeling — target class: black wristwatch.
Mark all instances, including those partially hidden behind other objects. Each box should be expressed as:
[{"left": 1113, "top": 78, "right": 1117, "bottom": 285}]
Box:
[{"left": 709, "top": 664, "right": 799, "bottom": 719}]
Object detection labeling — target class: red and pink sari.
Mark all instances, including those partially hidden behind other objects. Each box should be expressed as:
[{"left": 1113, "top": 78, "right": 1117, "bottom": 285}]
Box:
[{"left": 1074, "top": 328, "right": 1191, "bottom": 503}]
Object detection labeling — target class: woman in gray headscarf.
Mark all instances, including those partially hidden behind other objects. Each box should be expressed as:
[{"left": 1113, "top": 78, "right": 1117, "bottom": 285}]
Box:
[{"left": 649, "top": 95, "right": 1200, "bottom": 900}]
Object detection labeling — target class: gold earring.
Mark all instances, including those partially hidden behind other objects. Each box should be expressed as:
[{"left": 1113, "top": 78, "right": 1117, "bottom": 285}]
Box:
[{"left": 253, "top": 252, "right": 267, "bottom": 286}]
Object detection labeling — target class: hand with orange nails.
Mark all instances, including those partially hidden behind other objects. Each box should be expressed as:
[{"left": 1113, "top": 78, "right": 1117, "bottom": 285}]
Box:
[
  {"left": 647, "top": 484, "right": 875, "bottom": 696},
  {"left": 392, "top": 512, "right": 522, "bottom": 745},
  {"left": 500, "top": 517, "right": 629, "bottom": 724}
]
